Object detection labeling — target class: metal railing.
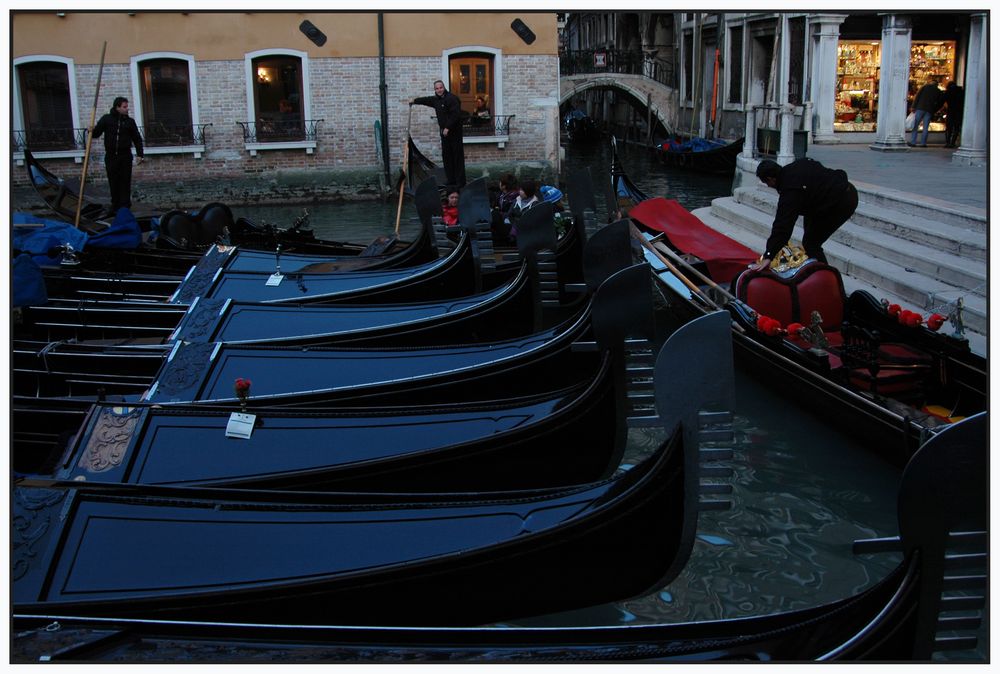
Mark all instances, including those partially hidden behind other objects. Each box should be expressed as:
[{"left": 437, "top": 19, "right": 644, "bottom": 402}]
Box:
[
  {"left": 12, "top": 127, "right": 87, "bottom": 152},
  {"left": 13, "top": 123, "right": 210, "bottom": 153},
  {"left": 463, "top": 114, "right": 515, "bottom": 137},
  {"left": 560, "top": 49, "right": 675, "bottom": 89},
  {"left": 237, "top": 119, "right": 323, "bottom": 143},
  {"left": 140, "top": 123, "right": 211, "bottom": 147}
]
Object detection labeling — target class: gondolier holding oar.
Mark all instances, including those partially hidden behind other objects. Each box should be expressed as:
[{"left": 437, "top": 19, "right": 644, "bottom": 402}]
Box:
[
  {"left": 411, "top": 80, "right": 466, "bottom": 188},
  {"left": 751, "top": 158, "right": 858, "bottom": 271},
  {"left": 91, "top": 96, "right": 144, "bottom": 216}
]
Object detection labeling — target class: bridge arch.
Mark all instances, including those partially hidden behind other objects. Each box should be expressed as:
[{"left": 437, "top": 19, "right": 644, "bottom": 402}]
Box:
[{"left": 560, "top": 73, "right": 677, "bottom": 136}]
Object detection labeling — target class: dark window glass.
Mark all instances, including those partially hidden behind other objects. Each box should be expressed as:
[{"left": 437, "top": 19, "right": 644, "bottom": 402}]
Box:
[
  {"left": 18, "top": 61, "right": 74, "bottom": 149},
  {"left": 138, "top": 58, "right": 193, "bottom": 144},
  {"left": 683, "top": 34, "right": 693, "bottom": 101},
  {"left": 252, "top": 55, "right": 304, "bottom": 140},
  {"left": 728, "top": 27, "right": 743, "bottom": 104}
]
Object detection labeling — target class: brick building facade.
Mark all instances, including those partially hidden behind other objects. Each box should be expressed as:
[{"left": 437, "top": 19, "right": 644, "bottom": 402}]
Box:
[{"left": 11, "top": 11, "right": 560, "bottom": 206}]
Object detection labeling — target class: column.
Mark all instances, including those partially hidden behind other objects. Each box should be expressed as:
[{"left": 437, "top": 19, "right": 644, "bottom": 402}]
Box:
[
  {"left": 810, "top": 14, "right": 849, "bottom": 143},
  {"left": 776, "top": 14, "right": 795, "bottom": 164},
  {"left": 952, "top": 13, "right": 987, "bottom": 166},
  {"left": 870, "top": 14, "right": 911, "bottom": 152}
]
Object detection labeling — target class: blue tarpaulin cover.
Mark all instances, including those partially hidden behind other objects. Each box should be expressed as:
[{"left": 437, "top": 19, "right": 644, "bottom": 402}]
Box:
[
  {"left": 88, "top": 208, "right": 142, "bottom": 249},
  {"left": 13, "top": 254, "right": 48, "bottom": 307}
]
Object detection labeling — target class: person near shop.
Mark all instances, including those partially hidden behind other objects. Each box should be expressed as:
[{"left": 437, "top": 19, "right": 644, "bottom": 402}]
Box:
[
  {"left": 943, "top": 81, "right": 964, "bottom": 148},
  {"left": 91, "top": 96, "right": 145, "bottom": 215},
  {"left": 908, "top": 81, "right": 943, "bottom": 148},
  {"left": 750, "top": 158, "right": 858, "bottom": 270},
  {"left": 411, "top": 80, "right": 466, "bottom": 188}
]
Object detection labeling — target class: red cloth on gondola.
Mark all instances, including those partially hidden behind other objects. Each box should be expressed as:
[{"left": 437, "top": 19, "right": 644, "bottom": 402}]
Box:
[{"left": 629, "top": 197, "right": 757, "bottom": 284}]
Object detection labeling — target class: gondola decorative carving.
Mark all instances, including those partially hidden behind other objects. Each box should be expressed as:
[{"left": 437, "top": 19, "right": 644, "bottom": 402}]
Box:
[
  {"left": 78, "top": 407, "right": 143, "bottom": 473},
  {"left": 13, "top": 488, "right": 67, "bottom": 581}
]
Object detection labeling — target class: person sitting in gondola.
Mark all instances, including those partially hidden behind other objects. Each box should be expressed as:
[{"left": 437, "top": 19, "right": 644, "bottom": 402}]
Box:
[
  {"left": 505, "top": 178, "right": 541, "bottom": 240},
  {"left": 442, "top": 188, "right": 459, "bottom": 226},
  {"left": 490, "top": 174, "right": 519, "bottom": 242}
]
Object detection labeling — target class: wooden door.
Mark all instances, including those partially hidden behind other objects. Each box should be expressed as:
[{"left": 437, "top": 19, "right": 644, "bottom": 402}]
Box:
[{"left": 449, "top": 56, "right": 492, "bottom": 116}]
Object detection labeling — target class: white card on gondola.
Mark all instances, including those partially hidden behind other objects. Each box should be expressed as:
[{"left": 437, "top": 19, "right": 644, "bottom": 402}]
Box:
[
  {"left": 265, "top": 273, "right": 283, "bottom": 286},
  {"left": 226, "top": 412, "right": 256, "bottom": 439}
]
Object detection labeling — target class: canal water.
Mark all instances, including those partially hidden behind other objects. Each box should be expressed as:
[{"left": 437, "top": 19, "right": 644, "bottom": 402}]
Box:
[{"left": 218, "top": 140, "right": 980, "bottom": 660}]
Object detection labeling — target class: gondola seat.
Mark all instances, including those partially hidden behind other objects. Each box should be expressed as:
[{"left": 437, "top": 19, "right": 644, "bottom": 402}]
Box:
[
  {"left": 157, "top": 202, "right": 235, "bottom": 248},
  {"left": 734, "top": 261, "right": 931, "bottom": 399}
]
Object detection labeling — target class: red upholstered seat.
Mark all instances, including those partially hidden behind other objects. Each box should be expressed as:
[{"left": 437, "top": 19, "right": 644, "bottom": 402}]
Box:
[
  {"left": 848, "top": 367, "right": 927, "bottom": 399},
  {"left": 734, "top": 261, "right": 848, "bottom": 329}
]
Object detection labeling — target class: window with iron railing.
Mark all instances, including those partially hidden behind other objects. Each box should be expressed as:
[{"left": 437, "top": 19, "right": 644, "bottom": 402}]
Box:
[
  {"left": 12, "top": 127, "right": 86, "bottom": 153},
  {"left": 237, "top": 119, "right": 323, "bottom": 143},
  {"left": 463, "top": 114, "right": 515, "bottom": 138},
  {"left": 141, "top": 123, "right": 211, "bottom": 147}
]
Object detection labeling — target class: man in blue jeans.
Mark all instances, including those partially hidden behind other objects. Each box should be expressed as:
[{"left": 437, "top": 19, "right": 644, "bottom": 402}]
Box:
[{"left": 909, "top": 81, "right": 943, "bottom": 147}]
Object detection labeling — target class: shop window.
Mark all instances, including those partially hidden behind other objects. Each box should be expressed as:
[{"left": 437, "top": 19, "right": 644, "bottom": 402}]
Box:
[
  {"left": 908, "top": 42, "right": 955, "bottom": 131},
  {"left": 835, "top": 41, "right": 880, "bottom": 132},
  {"left": 727, "top": 26, "right": 743, "bottom": 105},
  {"left": 135, "top": 56, "right": 195, "bottom": 146},
  {"left": 14, "top": 58, "right": 77, "bottom": 151}
]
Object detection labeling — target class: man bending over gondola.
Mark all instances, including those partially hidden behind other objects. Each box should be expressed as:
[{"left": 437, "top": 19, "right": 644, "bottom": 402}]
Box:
[{"left": 750, "top": 158, "right": 858, "bottom": 271}]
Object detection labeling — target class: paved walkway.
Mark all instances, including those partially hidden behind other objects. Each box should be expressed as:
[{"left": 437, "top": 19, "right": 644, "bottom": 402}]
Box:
[{"left": 802, "top": 143, "right": 987, "bottom": 211}]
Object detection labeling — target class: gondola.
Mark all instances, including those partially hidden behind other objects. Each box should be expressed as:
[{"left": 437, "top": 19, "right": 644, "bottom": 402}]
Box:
[
  {"left": 612, "top": 139, "right": 987, "bottom": 465},
  {"left": 11, "top": 412, "right": 986, "bottom": 661},
  {"left": 12, "top": 292, "right": 714, "bottom": 494},
  {"left": 14, "top": 193, "right": 602, "bottom": 349},
  {"left": 12, "top": 253, "right": 645, "bottom": 409},
  {"left": 654, "top": 136, "right": 744, "bottom": 176},
  {"left": 563, "top": 110, "right": 601, "bottom": 143},
  {"left": 22, "top": 148, "right": 416, "bottom": 259},
  {"left": 11, "top": 331, "right": 716, "bottom": 628},
  {"left": 19, "top": 175, "right": 444, "bottom": 292}
]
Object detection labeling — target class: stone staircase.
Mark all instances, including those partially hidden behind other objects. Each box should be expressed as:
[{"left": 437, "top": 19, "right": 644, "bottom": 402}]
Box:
[{"left": 692, "top": 181, "right": 987, "bottom": 356}]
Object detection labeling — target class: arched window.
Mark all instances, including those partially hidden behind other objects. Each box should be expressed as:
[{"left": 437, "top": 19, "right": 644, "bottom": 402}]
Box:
[
  {"left": 131, "top": 53, "right": 200, "bottom": 147},
  {"left": 13, "top": 56, "right": 81, "bottom": 154},
  {"left": 243, "top": 49, "right": 316, "bottom": 153}
]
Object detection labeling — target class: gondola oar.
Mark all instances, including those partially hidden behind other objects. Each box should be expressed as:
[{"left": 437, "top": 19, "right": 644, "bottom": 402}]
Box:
[
  {"left": 629, "top": 222, "right": 718, "bottom": 308},
  {"left": 74, "top": 41, "right": 107, "bottom": 230},
  {"left": 394, "top": 105, "right": 413, "bottom": 236}
]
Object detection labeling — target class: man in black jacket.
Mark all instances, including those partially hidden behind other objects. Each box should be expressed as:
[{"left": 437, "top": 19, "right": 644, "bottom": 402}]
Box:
[
  {"left": 750, "top": 158, "right": 858, "bottom": 271},
  {"left": 92, "top": 96, "right": 145, "bottom": 214},
  {"left": 411, "top": 80, "right": 466, "bottom": 188}
]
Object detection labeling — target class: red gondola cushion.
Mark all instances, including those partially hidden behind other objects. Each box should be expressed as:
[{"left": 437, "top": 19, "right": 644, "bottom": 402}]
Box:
[
  {"left": 848, "top": 367, "right": 926, "bottom": 398},
  {"left": 795, "top": 269, "right": 845, "bottom": 329},
  {"left": 734, "top": 262, "right": 848, "bottom": 329},
  {"left": 877, "top": 343, "right": 933, "bottom": 366}
]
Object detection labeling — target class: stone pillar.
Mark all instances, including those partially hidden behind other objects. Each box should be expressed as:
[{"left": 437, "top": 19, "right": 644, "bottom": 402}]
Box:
[
  {"left": 742, "top": 105, "right": 756, "bottom": 158},
  {"left": 776, "top": 14, "right": 795, "bottom": 164},
  {"left": 870, "top": 14, "right": 911, "bottom": 152},
  {"left": 952, "top": 13, "right": 987, "bottom": 167},
  {"left": 810, "top": 14, "right": 849, "bottom": 143}
]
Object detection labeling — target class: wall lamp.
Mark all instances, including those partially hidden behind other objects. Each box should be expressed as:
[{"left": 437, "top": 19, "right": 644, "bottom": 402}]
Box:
[{"left": 511, "top": 18, "right": 536, "bottom": 45}]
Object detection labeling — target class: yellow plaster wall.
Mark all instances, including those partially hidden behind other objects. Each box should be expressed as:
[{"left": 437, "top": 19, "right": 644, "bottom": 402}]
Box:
[{"left": 12, "top": 11, "right": 557, "bottom": 62}]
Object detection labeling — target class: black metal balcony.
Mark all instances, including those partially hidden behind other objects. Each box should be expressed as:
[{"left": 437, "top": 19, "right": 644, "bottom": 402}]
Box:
[
  {"left": 237, "top": 119, "right": 323, "bottom": 143},
  {"left": 12, "top": 127, "right": 87, "bottom": 153},
  {"left": 463, "top": 114, "right": 515, "bottom": 137},
  {"left": 560, "top": 49, "right": 675, "bottom": 89},
  {"left": 140, "top": 123, "right": 211, "bottom": 147}
]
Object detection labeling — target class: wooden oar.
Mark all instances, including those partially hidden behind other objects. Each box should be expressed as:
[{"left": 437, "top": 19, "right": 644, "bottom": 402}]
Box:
[
  {"left": 393, "top": 105, "right": 413, "bottom": 236},
  {"left": 629, "top": 222, "right": 718, "bottom": 308},
  {"left": 74, "top": 41, "right": 107, "bottom": 230},
  {"left": 647, "top": 232, "right": 740, "bottom": 305}
]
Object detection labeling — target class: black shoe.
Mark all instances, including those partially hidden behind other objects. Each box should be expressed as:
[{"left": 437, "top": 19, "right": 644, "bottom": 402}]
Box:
[
  {"left": 920, "top": 144, "right": 927, "bottom": 148},
  {"left": 906, "top": 142, "right": 915, "bottom": 147}
]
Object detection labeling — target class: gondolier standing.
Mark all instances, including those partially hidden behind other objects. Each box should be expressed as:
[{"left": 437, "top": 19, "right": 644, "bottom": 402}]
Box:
[
  {"left": 411, "top": 80, "right": 466, "bottom": 188},
  {"left": 91, "top": 96, "right": 144, "bottom": 215},
  {"left": 750, "top": 158, "right": 858, "bottom": 271}
]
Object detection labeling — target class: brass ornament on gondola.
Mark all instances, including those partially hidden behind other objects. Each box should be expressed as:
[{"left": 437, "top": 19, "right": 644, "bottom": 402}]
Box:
[{"left": 768, "top": 245, "right": 809, "bottom": 272}]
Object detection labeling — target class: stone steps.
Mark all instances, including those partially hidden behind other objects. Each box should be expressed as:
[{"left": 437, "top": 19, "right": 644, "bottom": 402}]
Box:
[{"left": 695, "top": 199, "right": 987, "bottom": 352}]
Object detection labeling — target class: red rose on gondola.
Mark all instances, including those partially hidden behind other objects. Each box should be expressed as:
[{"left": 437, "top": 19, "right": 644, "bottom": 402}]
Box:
[
  {"left": 786, "top": 322, "right": 805, "bottom": 336},
  {"left": 755, "top": 315, "right": 783, "bottom": 337},
  {"left": 234, "top": 378, "right": 252, "bottom": 411},
  {"left": 886, "top": 303, "right": 902, "bottom": 317}
]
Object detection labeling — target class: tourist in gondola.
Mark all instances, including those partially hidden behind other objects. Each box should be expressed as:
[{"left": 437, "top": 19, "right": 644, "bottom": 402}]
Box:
[
  {"left": 750, "top": 158, "right": 858, "bottom": 270},
  {"left": 411, "top": 80, "right": 466, "bottom": 187},
  {"left": 91, "top": 96, "right": 145, "bottom": 215},
  {"left": 505, "top": 178, "right": 541, "bottom": 239},
  {"left": 442, "top": 187, "right": 459, "bottom": 226}
]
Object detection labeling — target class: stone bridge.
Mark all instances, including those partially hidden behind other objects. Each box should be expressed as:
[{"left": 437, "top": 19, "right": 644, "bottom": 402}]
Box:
[{"left": 560, "top": 73, "right": 677, "bottom": 135}]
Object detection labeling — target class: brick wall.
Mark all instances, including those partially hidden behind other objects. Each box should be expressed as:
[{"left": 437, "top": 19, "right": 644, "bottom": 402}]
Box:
[{"left": 13, "top": 53, "right": 560, "bottom": 206}]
